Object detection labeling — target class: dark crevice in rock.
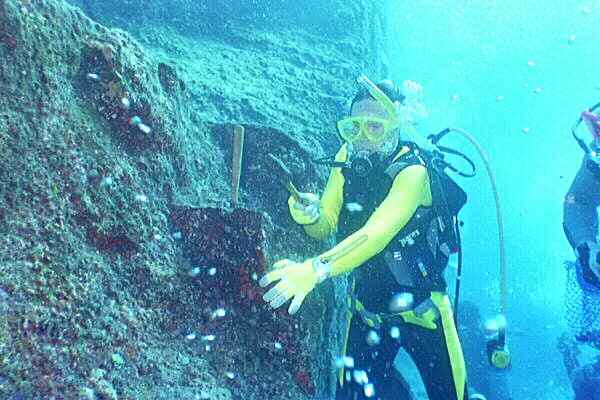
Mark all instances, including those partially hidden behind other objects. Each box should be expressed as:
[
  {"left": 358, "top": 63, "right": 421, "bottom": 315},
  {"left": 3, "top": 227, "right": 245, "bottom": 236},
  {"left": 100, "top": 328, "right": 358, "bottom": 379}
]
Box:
[
  {"left": 209, "top": 122, "right": 322, "bottom": 217},
  {"left": 158, "top": 62, "right": 185, "bottom": 94}
]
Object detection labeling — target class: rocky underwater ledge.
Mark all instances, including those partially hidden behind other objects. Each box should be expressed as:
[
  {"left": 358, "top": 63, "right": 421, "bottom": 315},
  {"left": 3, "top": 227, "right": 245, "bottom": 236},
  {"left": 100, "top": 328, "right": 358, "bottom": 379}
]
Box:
[{"left": 0, "top": 0, "right": 390, "bottom": 399}]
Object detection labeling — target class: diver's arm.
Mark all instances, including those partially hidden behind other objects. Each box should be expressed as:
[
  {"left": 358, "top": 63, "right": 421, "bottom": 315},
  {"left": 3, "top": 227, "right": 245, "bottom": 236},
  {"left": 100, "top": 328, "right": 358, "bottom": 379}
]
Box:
[
  {"left": 291, "top": 144, "right": 347, "bottom": 240},
  {"left": 563, "top": 157, "right": 600, "bottom": 250},
  {"left": 303, "top": 167, "right": 344, "bottom": 240},
  {"left": 260, "top": 164, "right": 431, "bottom": 314},
  {"left": 319, "top": 164, "right": 431, "bottom": 276}
]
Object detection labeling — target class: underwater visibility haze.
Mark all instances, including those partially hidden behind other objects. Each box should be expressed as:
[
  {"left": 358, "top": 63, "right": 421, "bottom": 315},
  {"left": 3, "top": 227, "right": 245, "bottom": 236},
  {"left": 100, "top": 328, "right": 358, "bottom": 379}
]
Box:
[{"left": 1, "top": 0, "right": 600, "bottom": 399}]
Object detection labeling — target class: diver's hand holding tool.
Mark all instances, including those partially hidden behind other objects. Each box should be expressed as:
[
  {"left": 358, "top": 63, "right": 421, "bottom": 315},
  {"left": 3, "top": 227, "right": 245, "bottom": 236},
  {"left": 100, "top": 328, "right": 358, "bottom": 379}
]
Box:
[
  {"left": 288, "top": 192, "right": 320, "bottom": 225},
  {"left": 268, "top": 153, "right": 321, "bottom": 225},
  {"left": 259, "top": 258, "right": 331, "bottom": 314}
]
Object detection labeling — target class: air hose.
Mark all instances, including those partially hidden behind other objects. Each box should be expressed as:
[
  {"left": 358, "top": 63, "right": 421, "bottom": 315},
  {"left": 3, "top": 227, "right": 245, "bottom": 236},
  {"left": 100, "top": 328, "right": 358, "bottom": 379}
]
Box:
[
  {"left": 429, "top": 127, "right": 510, "bottom": 369},
  {"left": 434, "top": 128, "right": 507, "bottom": 317},
  {"left": 429, "top": 128, "right": 508, "bottom": 315}
]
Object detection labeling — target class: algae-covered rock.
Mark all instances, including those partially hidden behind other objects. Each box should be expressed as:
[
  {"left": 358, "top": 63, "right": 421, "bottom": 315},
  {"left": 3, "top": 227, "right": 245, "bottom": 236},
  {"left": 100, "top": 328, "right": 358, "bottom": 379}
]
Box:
[{"left": 0, "top": 0, "right": 389, "bottom": 398}]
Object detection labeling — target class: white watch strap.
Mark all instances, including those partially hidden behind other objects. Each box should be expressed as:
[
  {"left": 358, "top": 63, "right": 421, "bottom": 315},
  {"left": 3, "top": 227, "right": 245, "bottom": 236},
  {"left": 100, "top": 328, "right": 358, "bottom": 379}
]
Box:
[{"left": 312, "top": 258, "right": 332, "bottom": 283}]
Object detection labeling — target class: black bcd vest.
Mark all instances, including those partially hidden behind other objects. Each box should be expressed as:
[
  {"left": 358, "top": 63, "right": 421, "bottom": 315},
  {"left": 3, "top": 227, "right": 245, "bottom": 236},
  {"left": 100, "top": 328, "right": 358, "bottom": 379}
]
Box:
[{"left": 337, "top": 142, "right": 467, "bottom": 311}]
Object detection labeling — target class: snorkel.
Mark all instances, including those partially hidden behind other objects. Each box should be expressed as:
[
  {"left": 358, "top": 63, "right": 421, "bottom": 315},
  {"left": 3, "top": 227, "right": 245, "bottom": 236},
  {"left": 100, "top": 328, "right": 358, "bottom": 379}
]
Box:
[{"left": 356, "top": 75, "right": 400, "bottom": 126}]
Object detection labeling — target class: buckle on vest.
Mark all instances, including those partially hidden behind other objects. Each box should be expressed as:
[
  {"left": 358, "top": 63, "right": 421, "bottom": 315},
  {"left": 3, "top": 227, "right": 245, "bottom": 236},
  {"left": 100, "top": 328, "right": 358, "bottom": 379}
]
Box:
[{"left": 350, "top": 296, "right": 383, "bottom": 329}]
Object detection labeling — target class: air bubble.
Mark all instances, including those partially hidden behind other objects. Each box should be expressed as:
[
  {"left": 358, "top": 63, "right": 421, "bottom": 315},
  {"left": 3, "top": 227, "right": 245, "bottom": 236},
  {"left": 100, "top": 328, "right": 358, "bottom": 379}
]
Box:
[
  {"left": 389, "top": 292, "right": 414, "bottom": 313},
  {"left": 366, "top": 330, "right": 381, "bottom": 346}
]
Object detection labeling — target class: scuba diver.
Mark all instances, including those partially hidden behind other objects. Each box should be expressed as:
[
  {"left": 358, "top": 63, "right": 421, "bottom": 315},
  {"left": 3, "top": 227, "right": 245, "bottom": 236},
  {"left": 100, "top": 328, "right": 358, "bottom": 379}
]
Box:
[
  {"left": 260, "top": 76, "right": 472, "bottom": 399},
  {"left": 561, "top": 106, "right": 600, "bottom": 400}
]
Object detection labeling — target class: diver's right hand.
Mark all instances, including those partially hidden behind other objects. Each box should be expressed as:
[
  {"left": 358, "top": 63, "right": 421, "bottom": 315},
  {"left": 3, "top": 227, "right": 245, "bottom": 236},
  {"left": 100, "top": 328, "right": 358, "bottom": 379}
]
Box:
[{"left": 288, "top": 192, "right": 320, "bottom": 225}]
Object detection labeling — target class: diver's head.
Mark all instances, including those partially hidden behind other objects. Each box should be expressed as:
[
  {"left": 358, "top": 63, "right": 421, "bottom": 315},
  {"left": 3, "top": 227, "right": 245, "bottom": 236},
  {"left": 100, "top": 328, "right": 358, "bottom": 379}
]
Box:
[
  {"left": 337, "top": 77, "right": 404, "bottom": 156},
  {"left": 348, "top": 97, "right": 395, "bottom": 154}
]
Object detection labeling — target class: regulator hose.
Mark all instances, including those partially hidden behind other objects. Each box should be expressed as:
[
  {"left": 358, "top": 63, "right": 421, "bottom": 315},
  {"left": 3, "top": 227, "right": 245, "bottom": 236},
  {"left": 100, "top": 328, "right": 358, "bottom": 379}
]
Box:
[{"left": 430, "top": 128, "right": 507, "bottom": 318}]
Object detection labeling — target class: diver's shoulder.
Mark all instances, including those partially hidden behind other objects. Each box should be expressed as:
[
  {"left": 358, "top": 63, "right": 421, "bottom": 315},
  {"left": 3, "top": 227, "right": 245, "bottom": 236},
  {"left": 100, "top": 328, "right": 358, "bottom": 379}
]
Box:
[{"left": 393, "top": 144, "right": 425, "bottom": 165}]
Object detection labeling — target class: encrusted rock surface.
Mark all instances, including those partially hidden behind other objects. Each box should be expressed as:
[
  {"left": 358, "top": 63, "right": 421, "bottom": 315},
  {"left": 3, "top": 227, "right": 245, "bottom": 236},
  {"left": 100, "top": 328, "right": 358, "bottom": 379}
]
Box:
[{"left": 0, "top": 0, "right": 389, "bottom": 398}]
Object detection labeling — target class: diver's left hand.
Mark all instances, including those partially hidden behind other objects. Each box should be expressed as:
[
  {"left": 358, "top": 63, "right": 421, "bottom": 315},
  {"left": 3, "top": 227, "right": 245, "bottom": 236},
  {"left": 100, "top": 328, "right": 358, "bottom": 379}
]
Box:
[{"left": 259, "top": 258, "right": 318, "bottom": 315}]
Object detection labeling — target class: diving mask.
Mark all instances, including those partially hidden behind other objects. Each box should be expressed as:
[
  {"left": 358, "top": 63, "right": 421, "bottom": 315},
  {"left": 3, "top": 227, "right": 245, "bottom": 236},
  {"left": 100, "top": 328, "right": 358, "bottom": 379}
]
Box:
[
  {"left": 337, "top": 75, "right": 400, "bottom": 144},
  {"left": 336, "top": 116, "right": 396, "bottom": 143}
]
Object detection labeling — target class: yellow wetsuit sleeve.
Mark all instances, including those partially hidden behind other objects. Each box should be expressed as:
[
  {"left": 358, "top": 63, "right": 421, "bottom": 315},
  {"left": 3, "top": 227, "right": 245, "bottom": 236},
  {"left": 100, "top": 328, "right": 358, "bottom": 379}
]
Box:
[
  {"left": 303, "top": 144, "right": 347, "bottom": 240},
  {"left": 319, "top": 164, "right": 432, "bottom": 276}
]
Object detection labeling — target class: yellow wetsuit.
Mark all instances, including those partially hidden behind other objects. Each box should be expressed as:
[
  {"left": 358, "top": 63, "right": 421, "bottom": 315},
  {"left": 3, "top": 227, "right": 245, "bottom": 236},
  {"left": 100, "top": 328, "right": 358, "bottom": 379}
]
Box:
[
  {"left": 301, "top": 144, "right": 431, "bottom": 271},
  {"left": 290, "top": 143, "right": 467, "bottom": 400}
]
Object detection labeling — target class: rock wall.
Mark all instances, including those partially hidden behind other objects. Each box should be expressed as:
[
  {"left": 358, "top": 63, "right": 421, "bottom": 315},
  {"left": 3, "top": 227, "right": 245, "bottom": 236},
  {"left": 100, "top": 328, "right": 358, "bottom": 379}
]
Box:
[
  {"left": 68, "top": 0, "right": 391, "bottom": 152},
  {"left": 0, "top": 0, "right": 390, "bottom": 398}
]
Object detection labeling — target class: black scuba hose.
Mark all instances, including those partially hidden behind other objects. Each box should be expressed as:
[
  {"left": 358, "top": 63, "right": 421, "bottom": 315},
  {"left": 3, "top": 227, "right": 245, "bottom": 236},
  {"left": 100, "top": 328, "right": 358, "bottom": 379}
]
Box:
[{"left": 453, "top": 217, "right": 463, "bottom": 325}]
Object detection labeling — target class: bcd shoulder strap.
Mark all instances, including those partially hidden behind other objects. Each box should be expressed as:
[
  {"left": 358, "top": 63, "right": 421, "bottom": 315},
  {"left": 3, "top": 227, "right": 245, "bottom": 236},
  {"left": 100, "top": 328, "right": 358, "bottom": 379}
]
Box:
[
  {"left": 386, "top": 144, "right": 467, "bottom": 252},
  {"left": 384, "top": 147, "right": 426, "bottom": 180}
]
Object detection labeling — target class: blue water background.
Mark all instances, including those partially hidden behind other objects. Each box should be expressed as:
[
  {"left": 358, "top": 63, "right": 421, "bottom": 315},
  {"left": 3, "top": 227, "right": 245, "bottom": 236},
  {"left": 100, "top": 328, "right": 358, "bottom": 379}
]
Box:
[{"left": 388, "top": 1, "right": 600, "bottom": 398}]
